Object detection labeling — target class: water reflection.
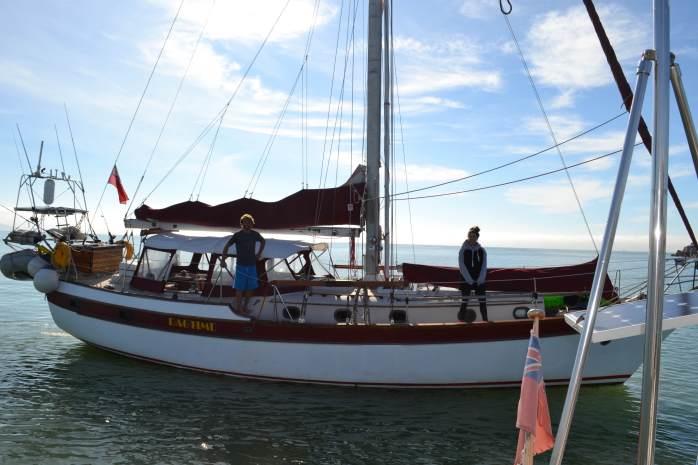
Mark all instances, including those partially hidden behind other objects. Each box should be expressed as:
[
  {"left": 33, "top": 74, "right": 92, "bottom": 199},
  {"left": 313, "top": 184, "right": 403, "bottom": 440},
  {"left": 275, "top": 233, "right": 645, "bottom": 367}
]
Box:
[{"left": 2, "top": 341, "right": 653, "bottom": 465}]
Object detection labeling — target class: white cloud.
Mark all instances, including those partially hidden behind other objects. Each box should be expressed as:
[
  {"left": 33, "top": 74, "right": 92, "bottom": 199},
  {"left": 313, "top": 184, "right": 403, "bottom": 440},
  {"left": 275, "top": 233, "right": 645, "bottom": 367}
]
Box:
[
  {"left": 669, "top": 163, "right": 695, "bottom": 179},
  {"left": 580, "top": 154, "right": 616, "bottom": 171},
  {"left": 627, "top": 173, "right": 650, "bottom": 188},
  {"left": 458, "top": 0, "right": 492, "bottom": 20},
  {"left": 524, "top": 114, "right": 585, "bottom": 140},
  {"left": 152, "top": 0, "right": 336, "bottom": 44},
  {"left": 394, "top": 35, "right": 502, "bottom": 96},
  {"left": 398, "top": 164, "right": 469, "bottom": 183},
  {"left": 505, "top": 178, "right": 611, "bottom": 213},
  {"left": 669, "top": 144, "right": 689, "bottom": 157},
  {"left": 523, "top": 114, "right": 634, "bottom": 157},
  {"left": 527, "top": 5, "right": 646, "bottom": 93},
  {"left": 549, "top": 90, "right": 576, "bottom": 110}
]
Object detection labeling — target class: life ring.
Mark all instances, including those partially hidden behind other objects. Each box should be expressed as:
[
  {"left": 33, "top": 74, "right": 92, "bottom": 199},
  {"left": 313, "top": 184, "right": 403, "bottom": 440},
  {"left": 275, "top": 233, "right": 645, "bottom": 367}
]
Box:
[
  {"left": 51, "top": 242, "right": 72, "bottom": 269},
  {"left": 124, "top": 241, "right": 134, "bottom": 261}
]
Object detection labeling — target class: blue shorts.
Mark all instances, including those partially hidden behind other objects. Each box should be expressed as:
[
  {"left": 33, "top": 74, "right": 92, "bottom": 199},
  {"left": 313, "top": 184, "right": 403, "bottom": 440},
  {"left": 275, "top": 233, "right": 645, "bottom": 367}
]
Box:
[{"left": 234, "top": 265, "right": 258, "bottom": 291}]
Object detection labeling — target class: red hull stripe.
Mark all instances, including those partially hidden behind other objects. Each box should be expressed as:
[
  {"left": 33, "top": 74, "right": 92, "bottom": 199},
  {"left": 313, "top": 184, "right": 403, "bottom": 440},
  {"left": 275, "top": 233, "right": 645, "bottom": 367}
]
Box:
[
  {"left": 48, "top": 291, "right": 577, "bottom": 344},
  {"left": 80, "top": 337, "right": 630, "bottom": 388}
]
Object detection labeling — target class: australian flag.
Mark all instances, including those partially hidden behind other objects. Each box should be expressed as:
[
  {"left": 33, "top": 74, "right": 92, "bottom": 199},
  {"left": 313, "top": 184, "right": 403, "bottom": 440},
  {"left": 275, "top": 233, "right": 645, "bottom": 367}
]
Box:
[{"left": 513, "top": 332, "right": 555, "bottom": 465}]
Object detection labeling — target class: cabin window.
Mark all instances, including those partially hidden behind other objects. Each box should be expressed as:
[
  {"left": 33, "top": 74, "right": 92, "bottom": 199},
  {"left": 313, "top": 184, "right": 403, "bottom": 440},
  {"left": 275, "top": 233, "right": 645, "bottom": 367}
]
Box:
[
  {"left": 210, "top": 256, "right": 236, "bottom": 287},
  {"left": 136, "top": 248, "right": 175, "bottom": 281},
  {"left": 284, "top": 252, "right": 316, "bottom": 279},
  {"left": 265, "top": 258, "right": 295, "bottom": 281},
  {"left": 131, "top": 247, "right": 175, "bottom": 293}
]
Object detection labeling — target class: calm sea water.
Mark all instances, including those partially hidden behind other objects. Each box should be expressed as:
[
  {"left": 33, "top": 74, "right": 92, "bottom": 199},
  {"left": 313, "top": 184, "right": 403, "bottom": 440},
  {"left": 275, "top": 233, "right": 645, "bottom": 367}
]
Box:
[{"left": 1, "top": 243, "right": 697, "bottom": 465}]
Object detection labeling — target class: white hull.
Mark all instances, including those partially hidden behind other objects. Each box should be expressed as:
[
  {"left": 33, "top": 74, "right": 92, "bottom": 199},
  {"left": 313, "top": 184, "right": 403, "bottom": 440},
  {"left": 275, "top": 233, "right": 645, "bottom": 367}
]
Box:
[{"left": 47, "top": 282, "right": 646, "bottom": 388}]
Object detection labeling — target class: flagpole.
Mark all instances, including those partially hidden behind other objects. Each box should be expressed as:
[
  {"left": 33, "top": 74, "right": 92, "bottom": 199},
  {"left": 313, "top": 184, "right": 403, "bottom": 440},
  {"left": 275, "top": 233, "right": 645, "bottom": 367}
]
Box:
[{"left": 523, "top": 433, "right": 533, "bottom": 465}]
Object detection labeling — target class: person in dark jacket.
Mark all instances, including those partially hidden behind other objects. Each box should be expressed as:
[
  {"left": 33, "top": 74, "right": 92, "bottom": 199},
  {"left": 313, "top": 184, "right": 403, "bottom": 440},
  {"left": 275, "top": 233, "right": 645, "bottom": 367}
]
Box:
[{"left": 458, "top": 226, "right": 488, "bottom": 322}]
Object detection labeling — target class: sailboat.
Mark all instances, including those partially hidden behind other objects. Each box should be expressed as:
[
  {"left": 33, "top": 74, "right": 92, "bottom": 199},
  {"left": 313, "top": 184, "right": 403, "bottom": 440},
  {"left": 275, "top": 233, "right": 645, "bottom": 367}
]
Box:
[{"left": 2, "top": 0, "right": 697, "bottom": 389}]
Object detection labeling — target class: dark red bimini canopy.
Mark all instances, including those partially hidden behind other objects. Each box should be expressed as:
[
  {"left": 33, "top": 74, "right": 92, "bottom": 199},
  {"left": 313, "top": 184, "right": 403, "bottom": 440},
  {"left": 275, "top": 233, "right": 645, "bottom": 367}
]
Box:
[
  {"left": 135, "top": 167, "right": 366, "bottom": 230},
  {"left": 402, "top": 258, "right": 615, "bottom": 299}
]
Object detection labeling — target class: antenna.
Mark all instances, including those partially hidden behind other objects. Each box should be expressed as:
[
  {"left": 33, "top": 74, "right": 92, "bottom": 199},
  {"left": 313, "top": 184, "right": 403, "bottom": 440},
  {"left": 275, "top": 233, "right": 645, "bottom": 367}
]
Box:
[{"left": 36, "top": 140, "right": 44, "bottom": 176}]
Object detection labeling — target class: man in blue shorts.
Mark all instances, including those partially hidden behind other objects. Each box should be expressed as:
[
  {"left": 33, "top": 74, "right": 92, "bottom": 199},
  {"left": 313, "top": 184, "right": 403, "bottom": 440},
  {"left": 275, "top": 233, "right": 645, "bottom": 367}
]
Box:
[{"left": 221, "top": 213, "right": 266, "bottom": 315}]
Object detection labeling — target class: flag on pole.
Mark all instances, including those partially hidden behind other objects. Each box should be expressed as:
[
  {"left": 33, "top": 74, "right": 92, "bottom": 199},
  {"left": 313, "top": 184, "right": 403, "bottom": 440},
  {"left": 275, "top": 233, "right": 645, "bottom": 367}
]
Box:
[
  {"left": 107, "top": 165, "right": 129, "bottom": 204},
  {"left": 513, "top": 329, "right": 555, "bottom": 465}
]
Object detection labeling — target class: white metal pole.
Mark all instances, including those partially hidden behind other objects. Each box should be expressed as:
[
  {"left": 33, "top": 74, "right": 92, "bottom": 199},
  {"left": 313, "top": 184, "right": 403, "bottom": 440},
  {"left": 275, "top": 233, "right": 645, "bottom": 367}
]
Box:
[
  {"left": 637, "top": 0, "right": 671, "bottom": 463},
  {"left": 670, "top": 61, "right": 698, "bottom": 180},
  {"left": 549, "top": 53, "right": 653, "bottom": 465}
]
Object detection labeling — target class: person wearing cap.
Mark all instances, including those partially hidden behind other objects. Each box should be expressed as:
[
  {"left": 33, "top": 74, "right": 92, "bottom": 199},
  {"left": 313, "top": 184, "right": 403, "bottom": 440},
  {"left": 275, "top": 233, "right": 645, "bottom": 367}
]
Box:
[
  {"left": 221, "top": 213, "right": 266, "bottom": 315},
  {"left": 458, "top": 226, "right": 488, "bottom": 322}
]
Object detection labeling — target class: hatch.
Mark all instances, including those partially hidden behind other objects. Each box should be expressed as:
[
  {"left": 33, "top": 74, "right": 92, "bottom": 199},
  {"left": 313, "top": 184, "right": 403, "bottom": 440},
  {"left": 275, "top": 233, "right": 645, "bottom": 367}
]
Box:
[{"left": 565, "top": 291, "right": 698, "bottom": 342}]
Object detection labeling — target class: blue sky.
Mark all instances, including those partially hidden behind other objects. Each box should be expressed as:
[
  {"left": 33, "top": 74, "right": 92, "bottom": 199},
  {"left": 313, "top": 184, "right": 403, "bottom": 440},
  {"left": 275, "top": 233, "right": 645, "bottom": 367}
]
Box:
[{"left": 1, "top": 0, "right": 697, "bottom": 253}]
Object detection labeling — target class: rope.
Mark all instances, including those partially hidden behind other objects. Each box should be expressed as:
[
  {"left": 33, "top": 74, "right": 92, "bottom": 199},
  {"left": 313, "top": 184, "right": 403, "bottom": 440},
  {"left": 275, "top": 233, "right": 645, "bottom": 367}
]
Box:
[
  {"left": 127, "top": 0, "right": 216, "bottom": 217},
  {"left": 390, "top": 144, "right": 639, "bottom": 202},
  {"left": 503, "top": 14, "right": 598, "bottom": 252},
  {"left": 93, "top": 0, "right": 185, "bottom": 222}
]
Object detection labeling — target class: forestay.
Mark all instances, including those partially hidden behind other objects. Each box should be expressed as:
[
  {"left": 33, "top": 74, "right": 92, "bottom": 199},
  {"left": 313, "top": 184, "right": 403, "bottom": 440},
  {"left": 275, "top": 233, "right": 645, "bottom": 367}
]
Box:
[
  {"left": 565, "top": 291, "right": 698, "bottom": 342},
  {"left": 144, "top": 232, "right": 327, "bottom": 258}
]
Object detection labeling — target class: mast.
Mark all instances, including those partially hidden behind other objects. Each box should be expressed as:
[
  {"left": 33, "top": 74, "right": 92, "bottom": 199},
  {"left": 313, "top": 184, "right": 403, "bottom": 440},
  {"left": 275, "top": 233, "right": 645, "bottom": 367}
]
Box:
[
  {"left": 364, "top": 0, "right": 383, "bottom": 279},
  {"left": 382, "top": 0, "right": 391, "bottom": 278}
]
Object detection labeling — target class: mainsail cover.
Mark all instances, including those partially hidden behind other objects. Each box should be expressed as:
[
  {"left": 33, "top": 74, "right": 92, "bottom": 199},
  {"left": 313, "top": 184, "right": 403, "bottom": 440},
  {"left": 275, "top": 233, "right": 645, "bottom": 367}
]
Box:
[
  {"left": 402, "top": 258, "right": 615, "bottom": 299},
  {"left": 135, "top": 166, "right": 366, "bottom": 230}
]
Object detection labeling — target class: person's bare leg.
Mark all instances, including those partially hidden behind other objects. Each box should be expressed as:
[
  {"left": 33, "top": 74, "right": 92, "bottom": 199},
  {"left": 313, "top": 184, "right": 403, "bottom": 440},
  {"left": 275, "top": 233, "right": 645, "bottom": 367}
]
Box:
[
  {"left": 235, "top": 292, "right": 243, "bottom": 315},
  {"left": 242, "top": 291, "right": 252, "bottom": 314}
]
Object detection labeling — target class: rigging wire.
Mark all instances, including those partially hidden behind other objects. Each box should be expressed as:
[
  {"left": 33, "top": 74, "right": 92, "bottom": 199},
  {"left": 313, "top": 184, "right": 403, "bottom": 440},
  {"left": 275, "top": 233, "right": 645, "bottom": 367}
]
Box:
[
  {"left": 93, "top": 0, "right": 185, "bottom": 223},
  {"left": 127, "top": 0, "right": 216, "bottom": 217},
  {"left": 193, "top": 0, "right": 293, "bottom": 200},
  {"left": 192, "top": 114, "right": 224, "bottom": 200},
  {"left": 246, "top": 65, "right": 307, "bottom": 197},
  {"left": 15, "top": 125, "right": 38, "bottom": 210},
  {"left": 316, "top": 0, "right": 347, "bottom": 191},
  {"left": 64, "top": 104, "right": 97, "bottom": 238},
  {"left": 390, "top": 143, "right": 640, "bottom": 202},
  {"left": 243, "top": 0, "right": 322, "bottom": 197},
  {"left": 313, "top": 0, "right": 357, "bottom": 229},
  {"left": 393, "top": 59, "right": 416, "bottom": 262},
  {"left": 53, "top": 126, "right": 67, "bottom": 178},
  {"left": 15, "top": 125, "right": 33, "bottom": 175},
  {"left": 502, "top": 14, "right": 598, "bottom": 253},
  {"left": 12, "top": 133, "right": 26, "bottom": 173},
  {"left": 389, "top": 111, "right": 625, "bottom": 199},
  {"left": 302, "top": 0, "right": 322, "bottom": 189},
  {"left": 53, "top": 125, "right": 77, "bottom": 202},
  {"left": 327, "top": 0, "right": 361, "bottom": 257},
  {"left": 142, "top": 0, "right": 292, "bottom": 204}
]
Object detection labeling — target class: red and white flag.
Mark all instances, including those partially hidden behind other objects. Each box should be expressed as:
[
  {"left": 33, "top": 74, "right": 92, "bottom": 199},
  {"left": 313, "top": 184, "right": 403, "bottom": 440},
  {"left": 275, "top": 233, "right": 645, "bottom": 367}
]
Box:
[
  {"left": 513, "top": 329, "right": 555, "bottom": 465},
  {"left": 107, "top": 165, "right": 129, "bottom": 204}
]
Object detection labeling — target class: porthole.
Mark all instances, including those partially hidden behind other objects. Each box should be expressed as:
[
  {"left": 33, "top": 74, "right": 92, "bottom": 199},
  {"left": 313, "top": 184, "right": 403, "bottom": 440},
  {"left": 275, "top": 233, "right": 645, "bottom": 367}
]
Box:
[
  {"left": 513, "top": 306, "right": 530, "bottom": 319},
  {"left": 282, "top": 306, "right": 301, "bottom": 321},
  {"left": 334, "top": 309, "right": 352, "bottom": 323}
]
